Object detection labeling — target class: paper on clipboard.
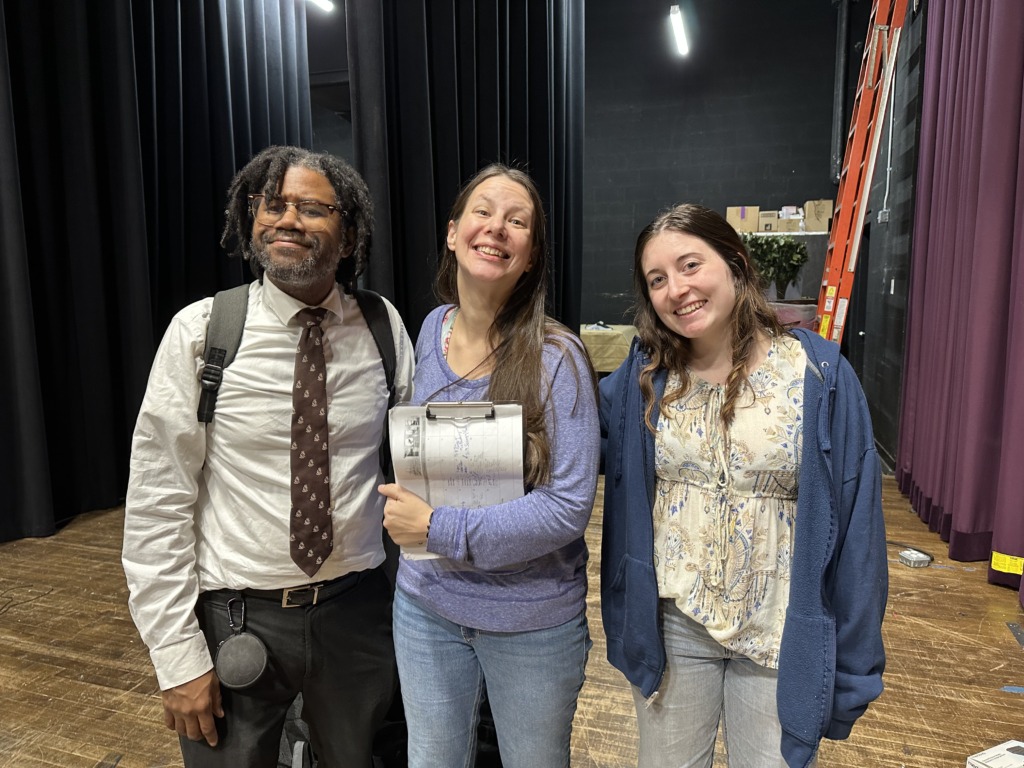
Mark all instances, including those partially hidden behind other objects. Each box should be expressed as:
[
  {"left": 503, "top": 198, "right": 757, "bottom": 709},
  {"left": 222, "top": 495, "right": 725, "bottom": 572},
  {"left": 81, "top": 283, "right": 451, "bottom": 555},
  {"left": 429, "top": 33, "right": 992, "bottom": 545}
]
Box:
[{"left": 388, "top": 401, "right": 525, "bottom": 559}]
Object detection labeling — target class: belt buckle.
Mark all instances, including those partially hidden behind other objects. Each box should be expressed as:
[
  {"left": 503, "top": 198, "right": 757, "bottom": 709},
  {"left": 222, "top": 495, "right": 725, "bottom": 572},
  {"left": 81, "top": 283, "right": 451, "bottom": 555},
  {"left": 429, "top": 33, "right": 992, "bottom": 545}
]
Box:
[{"left": 281, "top": 583, "right": 320, "bottom": 608}]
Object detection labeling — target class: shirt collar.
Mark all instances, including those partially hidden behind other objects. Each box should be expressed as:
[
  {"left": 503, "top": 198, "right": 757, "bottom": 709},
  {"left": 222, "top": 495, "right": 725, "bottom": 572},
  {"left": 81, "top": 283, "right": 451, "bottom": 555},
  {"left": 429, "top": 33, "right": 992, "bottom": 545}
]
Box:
[{"left": 261, "top": 277, "right": 345, "bottom": 326}]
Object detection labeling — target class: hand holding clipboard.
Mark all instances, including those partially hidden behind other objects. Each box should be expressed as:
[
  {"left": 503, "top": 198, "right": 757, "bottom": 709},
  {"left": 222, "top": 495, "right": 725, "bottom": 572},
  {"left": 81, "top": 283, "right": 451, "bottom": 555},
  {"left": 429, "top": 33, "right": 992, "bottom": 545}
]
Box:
[{"left": 386, "top": 401, "right": 525, "bottom": 559}]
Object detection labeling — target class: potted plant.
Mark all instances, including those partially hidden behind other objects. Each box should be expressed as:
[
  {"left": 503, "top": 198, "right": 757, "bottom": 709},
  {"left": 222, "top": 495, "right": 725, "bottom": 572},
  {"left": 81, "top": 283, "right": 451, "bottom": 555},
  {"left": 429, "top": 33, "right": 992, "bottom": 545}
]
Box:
[
  {"left": 740, "top": 233, "right": 816, "bottom": 329},
  {"left": 740, "top": 233, "right": 809, "bottom": 301}
]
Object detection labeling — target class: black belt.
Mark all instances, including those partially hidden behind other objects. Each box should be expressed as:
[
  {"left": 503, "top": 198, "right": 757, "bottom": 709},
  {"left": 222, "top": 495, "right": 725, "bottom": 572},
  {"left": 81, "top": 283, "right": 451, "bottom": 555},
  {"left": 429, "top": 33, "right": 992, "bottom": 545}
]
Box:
[{"left": 235, "top": 569, "right": 365, "bottom": 608}]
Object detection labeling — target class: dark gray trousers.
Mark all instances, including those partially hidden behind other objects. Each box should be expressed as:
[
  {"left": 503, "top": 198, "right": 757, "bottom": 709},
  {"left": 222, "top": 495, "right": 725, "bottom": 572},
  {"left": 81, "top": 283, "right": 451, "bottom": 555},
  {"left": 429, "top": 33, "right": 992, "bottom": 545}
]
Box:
[{"left": 180, "top": 566, "right": 397, "bottom": 768}]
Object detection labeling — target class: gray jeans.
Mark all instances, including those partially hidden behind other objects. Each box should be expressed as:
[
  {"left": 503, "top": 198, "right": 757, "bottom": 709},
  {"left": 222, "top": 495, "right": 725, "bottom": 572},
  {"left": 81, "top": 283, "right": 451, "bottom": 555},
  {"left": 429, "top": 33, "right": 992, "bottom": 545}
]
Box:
[{"left": 632, "top": 600, "right": 790, "bottom": 768}]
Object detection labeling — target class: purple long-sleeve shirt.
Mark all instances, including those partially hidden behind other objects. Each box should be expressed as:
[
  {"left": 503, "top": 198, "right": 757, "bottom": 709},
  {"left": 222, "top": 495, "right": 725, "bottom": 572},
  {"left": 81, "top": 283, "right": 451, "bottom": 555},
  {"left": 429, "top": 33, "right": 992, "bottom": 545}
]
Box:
[{"left": 395, "top": 305, "right": 600, "bottom": 632}]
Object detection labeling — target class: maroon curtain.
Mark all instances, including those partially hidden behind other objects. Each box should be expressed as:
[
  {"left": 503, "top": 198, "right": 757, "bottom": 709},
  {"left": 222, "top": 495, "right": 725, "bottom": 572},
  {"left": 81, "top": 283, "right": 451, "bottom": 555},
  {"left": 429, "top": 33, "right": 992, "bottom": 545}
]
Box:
[{"left": 897, "top": 0, "right": 1024, "bottom": 607}]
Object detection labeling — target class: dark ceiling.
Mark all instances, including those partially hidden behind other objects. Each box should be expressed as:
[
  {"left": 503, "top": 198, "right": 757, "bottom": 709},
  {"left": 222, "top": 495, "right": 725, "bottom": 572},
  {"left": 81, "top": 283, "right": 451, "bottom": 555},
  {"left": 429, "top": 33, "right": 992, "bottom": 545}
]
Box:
[{"left": 306, "top": 3, "right": 350, "bottom": 119}]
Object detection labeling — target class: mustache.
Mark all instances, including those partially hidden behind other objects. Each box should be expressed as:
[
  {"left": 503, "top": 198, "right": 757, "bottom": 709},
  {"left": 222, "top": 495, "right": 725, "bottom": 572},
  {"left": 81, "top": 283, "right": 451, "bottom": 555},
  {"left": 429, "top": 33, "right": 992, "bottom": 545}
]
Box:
[{"left": 262, "top": 231, "right": 315, "bottom": 248}]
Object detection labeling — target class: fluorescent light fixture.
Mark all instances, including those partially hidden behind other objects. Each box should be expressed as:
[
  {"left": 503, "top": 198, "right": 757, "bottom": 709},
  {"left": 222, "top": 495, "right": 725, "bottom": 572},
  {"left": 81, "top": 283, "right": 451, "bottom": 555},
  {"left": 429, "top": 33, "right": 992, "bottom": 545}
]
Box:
[
  {"left": 306, "top": 0, "right": 335, "bottom": 12},
  {"left": 670, "top": 5, "right": 689, "bottom": 56}
]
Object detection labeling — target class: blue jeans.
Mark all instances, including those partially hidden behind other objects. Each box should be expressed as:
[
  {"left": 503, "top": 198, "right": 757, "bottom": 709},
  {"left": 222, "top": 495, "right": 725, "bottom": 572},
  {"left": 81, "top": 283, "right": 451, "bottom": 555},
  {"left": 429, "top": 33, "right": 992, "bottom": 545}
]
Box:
[
  {"left": 632, "top": 600, "right": 789, "bottom": 768},
  {"left": 393, "top": 588, "right": 590, "bottom": 768}
]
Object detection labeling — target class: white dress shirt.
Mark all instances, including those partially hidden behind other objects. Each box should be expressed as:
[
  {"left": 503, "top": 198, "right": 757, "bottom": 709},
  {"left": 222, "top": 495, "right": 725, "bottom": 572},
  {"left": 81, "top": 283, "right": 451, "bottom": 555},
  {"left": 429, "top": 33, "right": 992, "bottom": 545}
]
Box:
[{"left": 123, "top": 278, "right": 413, "bottom": 690}]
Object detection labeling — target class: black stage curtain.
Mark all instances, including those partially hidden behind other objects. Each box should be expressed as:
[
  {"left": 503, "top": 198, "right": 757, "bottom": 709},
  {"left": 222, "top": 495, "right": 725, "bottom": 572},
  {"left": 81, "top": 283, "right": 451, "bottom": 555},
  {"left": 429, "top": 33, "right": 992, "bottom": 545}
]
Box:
[
  {"left": 0, "top": 0, "right": 311, "bottom": 542},
  {"left": 347, "top": 0, "right": 585, "bottom": 338}
]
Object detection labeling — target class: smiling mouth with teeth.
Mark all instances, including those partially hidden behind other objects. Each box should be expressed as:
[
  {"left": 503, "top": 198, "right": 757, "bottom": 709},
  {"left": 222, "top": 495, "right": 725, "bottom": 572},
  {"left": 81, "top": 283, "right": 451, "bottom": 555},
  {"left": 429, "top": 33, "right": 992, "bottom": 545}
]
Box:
[
  {"left": 477, "top": 245, "right": 509, "bottom": 260},
  {"left": 676, "top": 301, "right": 706, "bottom": 317}
]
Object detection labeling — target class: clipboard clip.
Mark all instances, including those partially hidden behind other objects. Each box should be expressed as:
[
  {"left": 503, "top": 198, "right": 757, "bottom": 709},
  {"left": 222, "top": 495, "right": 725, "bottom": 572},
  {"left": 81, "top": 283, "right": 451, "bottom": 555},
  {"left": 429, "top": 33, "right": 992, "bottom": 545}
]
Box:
[{"left": 425, "top": 401, "right": 496, "bottom": 421}]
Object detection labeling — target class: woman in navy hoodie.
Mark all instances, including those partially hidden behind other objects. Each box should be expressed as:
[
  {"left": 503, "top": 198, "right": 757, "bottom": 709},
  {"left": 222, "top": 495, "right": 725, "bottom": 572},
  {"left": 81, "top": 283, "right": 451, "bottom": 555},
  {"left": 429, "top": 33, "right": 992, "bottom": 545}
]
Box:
[{"left": 599, "top": 204, "right": 886, "bottom": 768}]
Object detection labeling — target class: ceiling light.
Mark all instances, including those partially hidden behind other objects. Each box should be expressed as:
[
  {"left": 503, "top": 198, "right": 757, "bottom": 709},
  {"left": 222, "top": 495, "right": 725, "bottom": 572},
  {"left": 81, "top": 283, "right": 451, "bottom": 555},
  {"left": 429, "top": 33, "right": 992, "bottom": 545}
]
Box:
[
  {"left": 670, "top": 5, "right": 689, "bottom": 56},
  {"left": 306, "top": 0, "right": 335, "bottom": 12}
]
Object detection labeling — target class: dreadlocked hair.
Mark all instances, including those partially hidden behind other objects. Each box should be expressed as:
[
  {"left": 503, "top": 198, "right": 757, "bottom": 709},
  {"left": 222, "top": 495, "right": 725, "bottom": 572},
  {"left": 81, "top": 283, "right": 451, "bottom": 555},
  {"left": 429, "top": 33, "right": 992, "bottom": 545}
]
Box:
[
  {"left": 435, "top": 164, "right": 597, "bottom": 489},
  {"left": 220, "top": 145, "right": 374, "bottom": 294},
  {"left": 631, "top": 203, "right": 788, "bottom": 433}
]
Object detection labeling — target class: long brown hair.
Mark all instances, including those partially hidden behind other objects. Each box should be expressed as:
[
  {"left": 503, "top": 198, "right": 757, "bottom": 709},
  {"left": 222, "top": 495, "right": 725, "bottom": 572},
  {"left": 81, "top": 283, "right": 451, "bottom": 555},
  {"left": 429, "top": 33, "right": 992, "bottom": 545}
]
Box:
[
  {"left": 632, "top": 203, "right": 787, "bottom": 432},
  {"left": 436, "top": 164, "right": 595, "bottom": 488}
]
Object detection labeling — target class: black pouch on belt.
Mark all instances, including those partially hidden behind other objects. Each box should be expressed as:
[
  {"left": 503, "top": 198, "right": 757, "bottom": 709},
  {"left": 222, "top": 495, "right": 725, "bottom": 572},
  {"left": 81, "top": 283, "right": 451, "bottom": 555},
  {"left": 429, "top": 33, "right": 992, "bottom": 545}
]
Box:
[{"left": 213, "top": 596, "right": 269, "bottom": 690}]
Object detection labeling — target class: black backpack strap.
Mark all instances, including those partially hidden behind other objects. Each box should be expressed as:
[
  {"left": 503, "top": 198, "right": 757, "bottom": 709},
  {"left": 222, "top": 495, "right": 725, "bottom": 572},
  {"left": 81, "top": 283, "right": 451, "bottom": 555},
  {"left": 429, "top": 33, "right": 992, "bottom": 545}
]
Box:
[
  {"left": 353, "top": 288, "right": 398, "bottom": 479},
  {"left": 353, "top": 289, "right": 397, "bottom": 406},
  {"left": 198, "top": 283, "right": 250, "bottom": 423}
]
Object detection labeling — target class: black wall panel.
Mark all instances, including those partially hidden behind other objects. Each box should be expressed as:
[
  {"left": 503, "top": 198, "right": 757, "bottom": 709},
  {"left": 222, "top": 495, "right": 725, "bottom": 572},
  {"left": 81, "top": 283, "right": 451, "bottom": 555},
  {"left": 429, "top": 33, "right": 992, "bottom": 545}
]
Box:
[{"left": 584, "top": 0, "right": 857, "bottom": 322}]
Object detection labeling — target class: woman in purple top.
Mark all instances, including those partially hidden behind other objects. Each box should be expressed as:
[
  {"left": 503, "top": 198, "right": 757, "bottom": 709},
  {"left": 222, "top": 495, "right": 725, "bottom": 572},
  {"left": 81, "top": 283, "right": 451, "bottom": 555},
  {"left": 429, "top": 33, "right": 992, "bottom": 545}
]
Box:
[{"left": 379, "top": 164, "right": 599, "bottom": 767}]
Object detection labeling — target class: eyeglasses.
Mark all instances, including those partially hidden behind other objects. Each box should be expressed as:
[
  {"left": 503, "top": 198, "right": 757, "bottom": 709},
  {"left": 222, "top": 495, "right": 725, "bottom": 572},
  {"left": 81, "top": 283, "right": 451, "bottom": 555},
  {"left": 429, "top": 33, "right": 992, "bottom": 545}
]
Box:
[{"left": 248, "top": 194, "right": 344, "bottom": 232}]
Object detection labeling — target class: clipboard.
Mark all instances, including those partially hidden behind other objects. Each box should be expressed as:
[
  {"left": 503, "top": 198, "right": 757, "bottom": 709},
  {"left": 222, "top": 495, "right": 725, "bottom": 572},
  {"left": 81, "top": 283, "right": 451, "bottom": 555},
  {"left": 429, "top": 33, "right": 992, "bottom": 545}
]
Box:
[{"left": 388, "top": 401, "right": 525, "bottom": 559}]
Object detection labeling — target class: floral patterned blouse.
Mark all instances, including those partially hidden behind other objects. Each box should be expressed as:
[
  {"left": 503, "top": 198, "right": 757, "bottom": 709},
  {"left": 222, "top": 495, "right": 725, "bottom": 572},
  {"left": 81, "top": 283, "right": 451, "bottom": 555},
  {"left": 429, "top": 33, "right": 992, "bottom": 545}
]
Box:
[{"left": 653, "top": 334, "right": 807, "bottom": 669}]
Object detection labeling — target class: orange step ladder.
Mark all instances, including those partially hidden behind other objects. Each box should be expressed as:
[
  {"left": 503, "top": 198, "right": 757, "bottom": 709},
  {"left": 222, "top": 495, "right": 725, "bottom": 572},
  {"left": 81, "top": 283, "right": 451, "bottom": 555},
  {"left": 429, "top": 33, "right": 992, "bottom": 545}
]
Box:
[{"left": 817, "top": 0, "right": 910, "bottom": 343}]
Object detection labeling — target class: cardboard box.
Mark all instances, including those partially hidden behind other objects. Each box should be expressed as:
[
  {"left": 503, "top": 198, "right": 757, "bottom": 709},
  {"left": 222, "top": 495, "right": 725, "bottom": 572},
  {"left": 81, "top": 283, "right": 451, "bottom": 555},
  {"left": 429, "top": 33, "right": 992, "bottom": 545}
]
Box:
[
  {"left": 804, "top": 199, "right": 833, "bottom": 232},
  {"left": 726, "top": 206, "right": 760, "bottom": 232},
  {"left": 579, "top": 324, "right": 638, "bottom": 374},
  {"left": 758, "top": 211, "right": 779, "bottom": 232},
  {"left": 967, "top": 741, "right": 1024, "bottom": 768},
  {"left": 776, "top": 218, "right": 802, "bottom": 232}
]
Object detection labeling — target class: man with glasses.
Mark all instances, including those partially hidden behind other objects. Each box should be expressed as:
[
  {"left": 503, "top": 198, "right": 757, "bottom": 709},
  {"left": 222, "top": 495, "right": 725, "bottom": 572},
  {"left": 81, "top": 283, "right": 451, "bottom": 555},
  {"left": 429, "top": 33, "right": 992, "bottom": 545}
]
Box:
[{"left": 123, "top": 145, "right": 413, "bottom": 767}]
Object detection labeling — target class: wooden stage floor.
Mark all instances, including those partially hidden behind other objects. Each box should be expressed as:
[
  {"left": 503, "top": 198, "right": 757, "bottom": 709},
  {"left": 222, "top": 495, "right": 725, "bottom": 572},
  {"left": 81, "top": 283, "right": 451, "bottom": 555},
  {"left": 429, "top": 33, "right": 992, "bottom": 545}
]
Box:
[{"left": 1, "top": 476, "right": 1022, "bottom": 767}]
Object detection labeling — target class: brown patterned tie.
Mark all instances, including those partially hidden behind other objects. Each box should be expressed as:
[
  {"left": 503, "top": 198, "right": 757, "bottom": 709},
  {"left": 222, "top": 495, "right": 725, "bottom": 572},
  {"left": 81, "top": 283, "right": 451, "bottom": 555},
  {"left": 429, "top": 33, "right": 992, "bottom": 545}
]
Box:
[{"left": 290, "top": 307, "right": 332, "bottom": 576}]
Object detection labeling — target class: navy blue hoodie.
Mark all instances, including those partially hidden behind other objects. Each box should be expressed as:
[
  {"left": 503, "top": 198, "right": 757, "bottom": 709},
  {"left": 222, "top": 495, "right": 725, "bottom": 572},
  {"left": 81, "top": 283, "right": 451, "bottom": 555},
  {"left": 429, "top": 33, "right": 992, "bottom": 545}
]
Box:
[{"left": 599, "top": 328, "right": 887, "bottom": 768}]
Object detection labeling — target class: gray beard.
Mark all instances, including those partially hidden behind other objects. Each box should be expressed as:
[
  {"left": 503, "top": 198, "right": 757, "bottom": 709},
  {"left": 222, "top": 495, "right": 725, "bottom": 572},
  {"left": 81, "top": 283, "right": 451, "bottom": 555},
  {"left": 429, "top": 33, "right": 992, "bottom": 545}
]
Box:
[{"left": 251, "top": 235, "right": 339, "bottom": 289}]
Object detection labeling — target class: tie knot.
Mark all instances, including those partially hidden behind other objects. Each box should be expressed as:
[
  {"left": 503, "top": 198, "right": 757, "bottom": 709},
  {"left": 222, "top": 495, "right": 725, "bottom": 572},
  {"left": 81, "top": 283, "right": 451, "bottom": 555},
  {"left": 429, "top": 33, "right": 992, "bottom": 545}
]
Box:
[{"left": 296, "top": 307, "right": 328, "bottom": 328}]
